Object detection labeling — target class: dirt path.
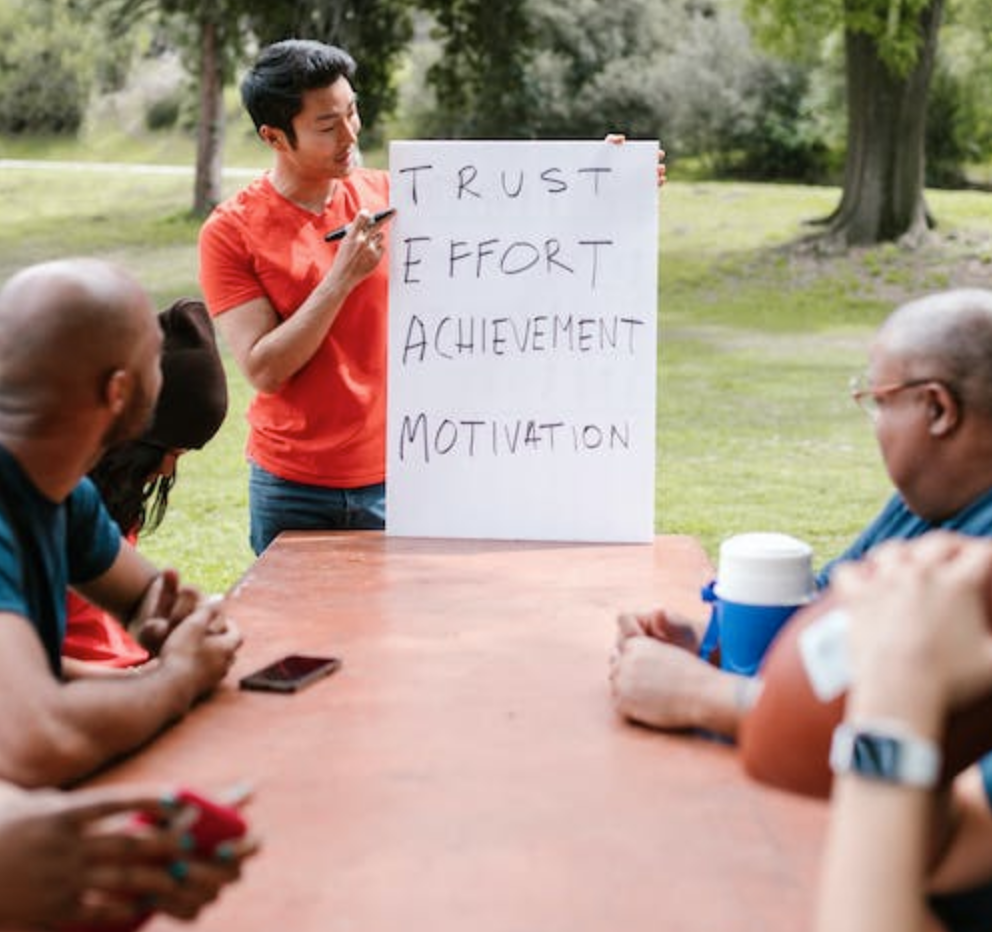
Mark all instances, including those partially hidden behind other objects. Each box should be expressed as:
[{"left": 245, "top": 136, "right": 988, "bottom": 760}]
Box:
[{"left": 0, "top": 158, "right": 261, "bottom": 177}]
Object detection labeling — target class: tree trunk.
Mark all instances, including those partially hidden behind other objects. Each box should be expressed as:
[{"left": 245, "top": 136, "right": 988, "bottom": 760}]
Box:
[
  {"left": 193, "top": 16, "right": 225, "bottom": 218},
  {"left": 825, "top": 0, "right": 944, "bottom": 247}
]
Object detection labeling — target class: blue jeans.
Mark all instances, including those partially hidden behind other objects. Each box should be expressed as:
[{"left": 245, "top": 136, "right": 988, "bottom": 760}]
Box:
[{"left": 249, "top": 462, "right": 385, "bottom": 555}]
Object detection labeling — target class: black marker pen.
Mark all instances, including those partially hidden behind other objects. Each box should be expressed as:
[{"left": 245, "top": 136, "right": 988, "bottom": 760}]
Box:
[{"left": 324, "top": 207, "right": 397, "bottom": 242}]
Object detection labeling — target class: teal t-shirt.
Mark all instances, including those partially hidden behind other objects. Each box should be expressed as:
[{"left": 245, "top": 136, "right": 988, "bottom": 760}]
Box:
[
  {"left": 0, "top": 444, "right": 121, "bottom": 675},
  {"left": 816, "top": 487, "right": 992, "bottom": 588}
]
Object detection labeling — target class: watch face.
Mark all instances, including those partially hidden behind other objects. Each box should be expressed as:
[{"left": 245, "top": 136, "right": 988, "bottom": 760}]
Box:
[
  {"left": 851, "top": 732, "right": 901, "bottom": 778},
  {"left": 831, "top": 723, "right": 941, "bottom": 788}
]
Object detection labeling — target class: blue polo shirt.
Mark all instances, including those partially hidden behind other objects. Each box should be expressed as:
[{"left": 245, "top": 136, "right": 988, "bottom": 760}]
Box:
[
  {"left": 0, "top": 444, "right": 121, "bottom": 676},
  {"left": 816, "top": 487, "right": 992, "bottom": 589}
]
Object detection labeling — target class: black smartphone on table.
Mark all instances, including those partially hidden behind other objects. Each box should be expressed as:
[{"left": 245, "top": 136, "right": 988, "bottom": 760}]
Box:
[{"left": 239, "top": 654, "right": 342, "bottom": 693}]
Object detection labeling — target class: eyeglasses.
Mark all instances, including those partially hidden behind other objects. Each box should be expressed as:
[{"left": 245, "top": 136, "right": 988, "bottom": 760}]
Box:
[{"left": 848, "top": 374, "right": 950, "bottom": 421}]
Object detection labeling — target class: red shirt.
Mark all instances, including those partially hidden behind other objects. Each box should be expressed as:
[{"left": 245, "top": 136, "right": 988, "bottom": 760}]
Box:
[
  {"left": 63, "top": 531, "right": 149, "bottom": 668},
  {"left": 198, "top": 169, "right": 390, "bottom": 488}
]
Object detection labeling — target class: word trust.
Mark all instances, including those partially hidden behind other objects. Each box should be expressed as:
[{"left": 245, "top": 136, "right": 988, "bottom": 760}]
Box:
[{"left": 396, "top": 163, "right": 615, "bottom": 205}]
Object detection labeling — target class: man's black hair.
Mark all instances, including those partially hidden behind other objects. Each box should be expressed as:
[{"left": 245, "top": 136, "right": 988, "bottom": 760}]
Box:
[{"left": 241, "top": 39, "right": 356, "bottom": 147}]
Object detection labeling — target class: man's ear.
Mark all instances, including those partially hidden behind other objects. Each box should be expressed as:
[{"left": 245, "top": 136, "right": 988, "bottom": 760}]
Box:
[
  {"left": 258, "top": 124, "right": 287, "bottom": 151},
  {"left": 927, "top": 382, "right": 960, "bottom": 436},
  {"left": 103, "top": 368, "right": 131, "bottom": 416}
]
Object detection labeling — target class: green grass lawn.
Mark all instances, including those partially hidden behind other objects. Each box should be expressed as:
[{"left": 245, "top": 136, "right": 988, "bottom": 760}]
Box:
[
  {"left": 657, "top": 181, "right": 991, "bottom": 567},
  {"left": 1, "top": 151, "right": 989, "bottom": 591}
]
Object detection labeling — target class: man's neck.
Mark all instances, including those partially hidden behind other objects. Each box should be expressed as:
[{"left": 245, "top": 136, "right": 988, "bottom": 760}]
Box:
[
  {"left": 269, "top": 168, "right": 339, "bottom": 215},
  {"left": 0, "top": 429, "right": 95, "bottom": 503},
  {"left": 937, "top": 478, "right": 992, "bottom": 523},
  {"left": 913, "top": 469, "right": 992, "bottom": 526}
]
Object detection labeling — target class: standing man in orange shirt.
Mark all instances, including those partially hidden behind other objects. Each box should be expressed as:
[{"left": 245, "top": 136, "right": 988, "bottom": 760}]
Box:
[{"left": 199, "top": 39, "right": 392, "bottom": 554}]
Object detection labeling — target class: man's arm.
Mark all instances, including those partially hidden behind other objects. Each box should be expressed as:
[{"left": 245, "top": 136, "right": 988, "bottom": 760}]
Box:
[
  {"left": 611, "top": 602, "right": 757, "bottom": 738},
  {"left": 74, "top": 541, "right": 204, "bottom": 654},
  {"left": 610, "top": 636, "right": 758, "bottom": 738},
  {"left": 74, "top": 537, "right": 159, "bottom": 624},
  {"left": 0, "top": 607, "right": 240, "bottom": 788},
  {"left": 928, "top": 763, "right": 992, "bottom": 894},
  {"left": 210, "top": 210, "right": 388, "bottom": 394}
]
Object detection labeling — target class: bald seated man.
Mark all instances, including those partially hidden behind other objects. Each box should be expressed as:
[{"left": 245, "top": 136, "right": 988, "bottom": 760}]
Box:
[
  {"left": 0, "top": 259, "right": 243, "bottom": 787},
  {"left": 611, "top": 288, "right": 992, "bottom": 739}
]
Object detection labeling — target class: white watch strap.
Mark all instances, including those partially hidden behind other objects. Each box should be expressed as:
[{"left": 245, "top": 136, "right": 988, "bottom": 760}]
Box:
[{"left": 830, "top": 721, "right": 942, "bottom": 789}]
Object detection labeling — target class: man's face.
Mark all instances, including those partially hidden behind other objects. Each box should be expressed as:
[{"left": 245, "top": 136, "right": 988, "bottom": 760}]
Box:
[
  {"left": 866, "top": 340, "right": 933, "bottom": 511},
  {"left": 101, "top": 305, "right": 163, "bottom": 449},
  {"left": 285, "top": 77, "right": 362, "bottom": 179}
]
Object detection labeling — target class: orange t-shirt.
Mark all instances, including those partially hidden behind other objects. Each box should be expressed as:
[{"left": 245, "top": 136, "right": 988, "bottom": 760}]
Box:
[
  {"left": 198, "top": 169, "right": 390, "bottom": 488},
  {"left": 63, "top": 590, "right": 150, "bottom": 668},
  {"left": 63, "top": 530, "right": 149, "bottom": 668}
]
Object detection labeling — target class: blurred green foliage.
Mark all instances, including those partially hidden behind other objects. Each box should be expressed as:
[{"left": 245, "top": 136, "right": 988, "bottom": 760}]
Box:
[{"left": 2, "top": 0, "right": 991, "bottom": 187}]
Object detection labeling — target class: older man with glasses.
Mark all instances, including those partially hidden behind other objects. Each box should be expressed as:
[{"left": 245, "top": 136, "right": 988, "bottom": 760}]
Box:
[
  {"left": 610, "top": 287, "right": 992, "bottom": 931},
  {"left": 610, "top": 287, "right": 992, "bottom": 740}
]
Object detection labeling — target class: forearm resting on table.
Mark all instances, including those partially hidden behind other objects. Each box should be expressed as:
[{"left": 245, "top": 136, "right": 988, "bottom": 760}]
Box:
[
  {"left": 0, "top": 628, "right": 198, "bottom": 787},
  {"left": 613, "top": 641, "right": 756, "bottom": 738},
  {"left": 60, "top": 656, "right": 151, "bottom": 681},
  {"left": 701, "top": 670, "right": 760, "bottom": 739}
]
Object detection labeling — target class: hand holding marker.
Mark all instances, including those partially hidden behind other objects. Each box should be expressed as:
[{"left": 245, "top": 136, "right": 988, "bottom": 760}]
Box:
[{"left": 324, "top": 207, "right": 397, "bottom": 242}]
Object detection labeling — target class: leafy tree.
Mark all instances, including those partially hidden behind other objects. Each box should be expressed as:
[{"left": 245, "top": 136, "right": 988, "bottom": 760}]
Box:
[
  {"left": 413, "top": 0, "right": 701, "bottom": 141},
  {"left": 93, "top": 0, "right": 251, "bottom": 215},
  {"left": 928, "top": 0, "right": 992, "bottom": 187},
  {"left": 524, "top": 0, "right": 676, "bottom": 140},
  {"left": 720, "top": 59, "right": 833, "bottom": 182},
  {"left": 415, "top": 0, "right": 537, "bottom": 138},
  {"left": 92, "top": 0, "right": 414, "bottom": 215},
  {"left": 411, "top": 0, "right": 833, "bottom": 183},
  {"left": 746, "top": 0, "right": 945, "bottom": 247},
  {"left": 0, "top": 0, "right": 103, "bottom": 135},
  {"left": 655, "top": 5, "right": 833, "bottom": 180}
]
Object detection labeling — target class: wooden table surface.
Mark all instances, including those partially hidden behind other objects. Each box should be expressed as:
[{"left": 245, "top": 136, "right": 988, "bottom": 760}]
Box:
[{"left": 94, "top": 532, "right": 827, "bottom": 932}]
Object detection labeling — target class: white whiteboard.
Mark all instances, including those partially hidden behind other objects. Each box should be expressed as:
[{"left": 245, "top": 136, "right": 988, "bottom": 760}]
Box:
[{"left": 387, "top": 140, "right": 659, "bottom": 542}]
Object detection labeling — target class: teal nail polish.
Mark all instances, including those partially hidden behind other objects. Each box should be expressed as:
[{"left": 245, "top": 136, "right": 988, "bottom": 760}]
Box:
[
  {"left": 214, "top": 841, "right": 235, "bottom": 862},
  {"left": 168, "top": 860, "right": 189, "bottom": 883}
]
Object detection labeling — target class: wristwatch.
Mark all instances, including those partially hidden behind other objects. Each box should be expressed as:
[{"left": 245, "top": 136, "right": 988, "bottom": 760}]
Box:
[{"left": 829, "top": 721, "right": 942, "bottom": 789}]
